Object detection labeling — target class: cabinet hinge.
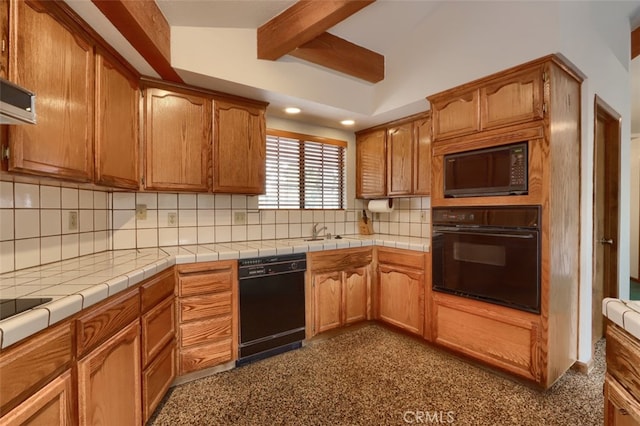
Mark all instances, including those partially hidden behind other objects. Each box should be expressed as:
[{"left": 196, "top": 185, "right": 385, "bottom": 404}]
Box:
[
  {"left": 542, "top": 71, "right": 548, "bottom": 83},
  {"left": 542, "top": 102, "right": 547, "bottom": 114},
  {"left": 1, "top": 39, "right": 5, "bottom": 53},
  {"left": 1, "top": 145, "right": 9, "bottom": 160},
  {"left": 141, "top": 176, "right": 145, "bottom": 186}
]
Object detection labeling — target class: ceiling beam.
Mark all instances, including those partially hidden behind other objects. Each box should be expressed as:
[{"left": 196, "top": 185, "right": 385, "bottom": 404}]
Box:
[
  {"left": 91, "top": 0, "right": 183, "bottom": 82},
  {"left": 633, "top": 26, "right": 640, "bottom": 60},
  {"left": 291, "top": 32, "right": 384, "bottom": 83},
  {"left": 257, "top": 0, "right": 375, "bottom": 61}
]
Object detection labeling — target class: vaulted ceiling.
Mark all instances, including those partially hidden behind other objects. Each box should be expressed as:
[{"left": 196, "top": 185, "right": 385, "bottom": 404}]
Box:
[{"left": 69, "top": 0, "right": 640, "bottom": 133}]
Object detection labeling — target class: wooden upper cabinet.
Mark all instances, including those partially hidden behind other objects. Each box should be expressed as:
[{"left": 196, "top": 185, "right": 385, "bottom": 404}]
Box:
[
  {"left": 0, "top": 0, "right": 8, "bottom": 79},
  {"left": 212, "top": 100, "right": 266, "bottom": 194},
  {"left": 430, "top": 89, "right": 480, "bottom": 141},
  {"left": 7, "top": 0, "right": 94, "bottom": 181},
  {"left": 356, "top": 129, "right": 386, "bottom": 199},
  {"left": 481, "top": 67, "right": 544, "bottom": 130},
  {"left": 386, "top": 123, "right": 413, "bottom": 196},
  {"left": 413, "top": 115, "right": 432, "bottom": 195},
  {"left": 95, "top": 49, "right": 139, "bottom": 189},
  {"left": 143, "top": 87, "right": 211, "bottom": 192}
]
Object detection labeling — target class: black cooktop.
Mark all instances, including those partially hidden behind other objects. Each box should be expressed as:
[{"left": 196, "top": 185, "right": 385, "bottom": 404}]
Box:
[{"left": 0, "top": 298, "right": 53, "bottom": 321}]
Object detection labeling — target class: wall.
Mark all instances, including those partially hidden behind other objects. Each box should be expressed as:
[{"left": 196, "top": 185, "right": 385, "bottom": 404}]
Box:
[
  {"left": 632, "top": 137, "right": 640, "bottom": 280},
  {"left": 0, "top": 181, "right": 110, "bottom": 273}
]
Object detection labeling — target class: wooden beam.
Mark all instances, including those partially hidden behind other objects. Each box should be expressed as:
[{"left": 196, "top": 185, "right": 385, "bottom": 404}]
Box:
[
  {"left": 91, "top": 0, "right": 183, "bottom": 82},
  {"left": 291, "top": 32, "right": 384, "bottom": 83},
  {"left": 633, "top": 26, "right": 640, "bottom": 60},
  {"left": 257, "top": 0, "right": 375, "bottom": 60}
]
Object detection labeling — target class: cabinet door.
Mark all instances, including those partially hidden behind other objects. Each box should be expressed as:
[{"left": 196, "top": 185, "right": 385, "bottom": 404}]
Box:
[
  {"left": 212, "top": 101, "right": 266, "bottom": 194},
  {"left": 7, "top": 0, "right": 93, "bottom": 181},
  {"left": 343, "top": 267, "right": 368, "bottom": 325},
  {"left": 413, "top": 116, "right": 432, "bottom": 195},
  {"left": 386, "top": 123, "right": 413, "bottom": 196},
  {"left": 378, "top": 265, "right": 424, "bottom": 335},
  {"left": 143, "top": 342, "right": 176, "bottom": 423},
  {"left": 95, "top": 49, "right": 139, "bottom": 189},
  {"left": 313, "top": 271, "right": 342, "bottom": 334},
  {"left": 1, "top": 370, "right": 74, "bottom": 426},
  {"left": 144, "top": 87, "right": 210, "bottom": 192},
  {"left": 356, "top": 129, "right": 386, "bottom": 198},
  {"left": 431, "top": 89, "right": 480, "bottom": 141},
  {"left": 0, "top": 0, "right": 7, "bottom": 79},
  {"left": 481, "top": 67, "right": 544, "bottom": 130},
  {"left": 605, "top": 374, "right": 640, "bottom": 426},
  {"left": 78, "top": 320, "right": 142, "bottom": 426}
]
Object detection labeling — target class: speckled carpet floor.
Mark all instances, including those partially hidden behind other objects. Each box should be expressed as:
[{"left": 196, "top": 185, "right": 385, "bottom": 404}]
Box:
[{"left": 149, "top": 324, "right": 605, "bottom": 426}]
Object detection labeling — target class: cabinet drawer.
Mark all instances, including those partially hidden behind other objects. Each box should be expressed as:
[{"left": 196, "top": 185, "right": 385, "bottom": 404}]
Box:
[
  {"left": 76, "top": 287, "right": 140, "bottom": 356},
  {"left": 0, "top": 322, "right": 73, "bottom": 416},
  {"left": 308, "top": 247, "right": 372, "bottom": 273},
  {"left": 179, "top": 292, "right": 231, "bottom": 323},
  {"left": 180, "top": 315, "right": 231, "bottom": 348},
  {"left": 606, "top": 323, "right": 640, "bottom": 399},
  {"left": 143, "top": 341, "right": 176, "bottom": 423},
  {"left": 140, "top": 268, "right": 175, "bottom": 313},
  {"left": 377, "top": 247, "right": 425, "bottom": 270},
  {"left": 179, "top": 338, "right": 232, "bottom": 374},
  {"left": 178, "top": 271, "right": 232, "bottom": 297},
  {"left": 141, "top": 296, "right": 175, "bottom": 367}
]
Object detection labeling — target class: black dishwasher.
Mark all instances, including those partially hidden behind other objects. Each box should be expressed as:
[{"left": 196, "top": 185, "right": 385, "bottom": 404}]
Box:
[{"left": 237, "top": 253, "right": 306, "bottom": 366}]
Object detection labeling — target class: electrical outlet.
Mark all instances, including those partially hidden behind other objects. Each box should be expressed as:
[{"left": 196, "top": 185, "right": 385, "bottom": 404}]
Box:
[
  {"left": 420, "top": 210, "right": 428, "bottom": 223},
  {"left": 68, "top": 211, "right": 78, "bottom": 231},
  {"left": 233, "top": 211, "right": 247, "bottom": 225},
  {"left": 136, "top": 204, "right": 147, "bottom": 220},
  {"left": 167, "top": 212, "right": 177, "bottom": 226}
]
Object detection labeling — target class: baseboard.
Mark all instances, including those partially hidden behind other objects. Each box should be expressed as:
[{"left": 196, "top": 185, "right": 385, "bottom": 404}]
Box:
[{"left": 571, "top": 359, "right": 594, "bottom": 375}]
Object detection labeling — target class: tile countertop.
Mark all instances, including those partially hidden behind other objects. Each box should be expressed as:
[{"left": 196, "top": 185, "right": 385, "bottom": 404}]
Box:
[
  {"left": 603, "top": 298, "right": 640, "bottom": 341},
  {"left": 0, "top": 234, "right": 429, "bottom": 349}
]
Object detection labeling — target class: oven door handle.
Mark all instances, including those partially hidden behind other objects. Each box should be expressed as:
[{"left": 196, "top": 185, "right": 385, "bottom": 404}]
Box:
[{"left": 434, "top": 227, "right": 536, "bottom": 239}]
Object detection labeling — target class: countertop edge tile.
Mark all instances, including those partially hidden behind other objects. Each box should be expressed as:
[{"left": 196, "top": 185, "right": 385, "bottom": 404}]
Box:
[
  {"left": 79, "top": 284, "right": 109, "bottom": 309},
  {"left": 106, "top": 276, "right": 129, "bottom": 296},
  {"left": 127, "top": 269, "right": 146, "bottom": 287},
  {"left": 1, "top": 308, "right": 50, "bottom": 349},
  {"left": 45, "top": 294, "right": 83, "bottom": 325}
]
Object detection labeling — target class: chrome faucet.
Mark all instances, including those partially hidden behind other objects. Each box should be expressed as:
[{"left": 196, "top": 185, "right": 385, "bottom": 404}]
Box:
[{"left": 312, "top": 223, "right": 327, "bottom": 240}]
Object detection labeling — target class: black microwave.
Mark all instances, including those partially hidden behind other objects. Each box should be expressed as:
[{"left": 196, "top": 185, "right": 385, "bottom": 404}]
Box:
[{"left": 444, "top": 142, "right": 528, "bottom": 198}]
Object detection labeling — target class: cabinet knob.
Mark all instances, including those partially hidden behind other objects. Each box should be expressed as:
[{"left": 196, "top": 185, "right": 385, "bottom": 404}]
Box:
[{"left": 619, "top": 408, "right": 629, "bottom": 416}]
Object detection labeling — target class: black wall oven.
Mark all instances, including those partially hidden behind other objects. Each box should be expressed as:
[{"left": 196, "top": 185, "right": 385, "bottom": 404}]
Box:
[{"left": 432, "top": 206, "right": 541, "bottom": 313}]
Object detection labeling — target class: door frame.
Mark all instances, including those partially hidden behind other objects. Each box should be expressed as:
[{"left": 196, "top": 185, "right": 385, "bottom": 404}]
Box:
[{"left": 592, "top": 95, "right": 621, "bottom": 307}]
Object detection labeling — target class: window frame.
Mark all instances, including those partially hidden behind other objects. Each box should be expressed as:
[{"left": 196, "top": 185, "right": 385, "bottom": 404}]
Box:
[{"left": 260, "top": 129, "right": 347, "bottom": 210}]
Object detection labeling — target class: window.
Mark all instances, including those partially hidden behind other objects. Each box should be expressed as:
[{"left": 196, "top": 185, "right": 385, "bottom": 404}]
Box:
[{"left": 259, "top": 129, "right": 346, "bottom": 209}]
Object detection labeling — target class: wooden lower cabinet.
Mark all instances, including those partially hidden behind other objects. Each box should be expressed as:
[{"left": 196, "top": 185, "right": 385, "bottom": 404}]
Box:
[
  {"left": 143, "top": 342, "right": 176, "bottom": 423},
  {"left": 308, "top": 248, "right": 372, "bottom": 336},
  {"left": 376, "top": 247, "right": 425, "bottom": 336},
  {"left": 176, "top": 261, "right": 238, "bottom": 375},
  {"left": 77, "top": 320, "right": 142, "bottom": 426},
  {"left": 1, "top": 370, "right": 74, "bottom": 426},
  {"left": 605, "top": 322, "right": 640, "bottom": 426}
]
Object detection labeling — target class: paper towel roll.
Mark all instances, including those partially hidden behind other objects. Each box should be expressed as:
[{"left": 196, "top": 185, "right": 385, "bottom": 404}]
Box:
[{"left": 368, "top": 198, "right": 394, "bottom": 213}]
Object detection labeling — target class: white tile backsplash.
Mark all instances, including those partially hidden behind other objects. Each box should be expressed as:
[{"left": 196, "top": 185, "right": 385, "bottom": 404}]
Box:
[{"left": 0, "top": 180, "right": 430, "bottom": 273}]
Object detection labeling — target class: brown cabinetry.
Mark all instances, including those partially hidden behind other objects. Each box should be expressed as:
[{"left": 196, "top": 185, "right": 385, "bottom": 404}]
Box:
[
  {"left": 143, "top": 85, "right": 211, "bottom": 192},
  {"left": 213, "top": 100, "right": 266, "bottom": 194},
  {"left": 0, "top": 0, "right": 8, "bottom": 79},
  {"left": 356, "top": 113, "right": 432, "bottom": 199},
  {"left": 308, "top": 248, "right": 372, "bottom": 336},
  {"left": 427, "top": 55, "right": 582, "bottom": 388},
  {"left": 176, "top": 261, "right": 238, "bottom": 375},
  {"left": 77, "top": 320, "right": 142, "bottom": 426},
  {"left": 0, "top": 322, "right": 73, "bottom": 420},
  {"left": 430, "top": 66, "right": 545, "bottom": 142},
  {"left": 356, "top": 129, "right": 386, "bottom": 199},
  {"left": 140, "top": 268, "right": 176, "bottom": 423},
  {"left": 6, "top": 0, "right": 94, "bottom": 181},
  {"left": 95, "top": 48, "right": 139, "bottom": 189},
  {"left": 605, "top": 322, "right": 640, "bottom": 426},
  {"left": 376, "top": 247, "right": 425, "bottom": 336}
]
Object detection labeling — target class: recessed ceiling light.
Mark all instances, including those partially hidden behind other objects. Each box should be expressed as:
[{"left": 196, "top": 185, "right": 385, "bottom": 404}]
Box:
[
  {"left": 341, "top": 119, "right": 355, "bottom": 126},
  {"left": 285, "top": 107, "right": 301, "bottom": 114}
]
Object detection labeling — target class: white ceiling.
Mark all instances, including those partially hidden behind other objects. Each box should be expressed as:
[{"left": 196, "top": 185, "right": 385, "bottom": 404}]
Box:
[{"left": 66, "top": 0, "right": 640, "bottom": 133}]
